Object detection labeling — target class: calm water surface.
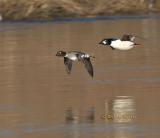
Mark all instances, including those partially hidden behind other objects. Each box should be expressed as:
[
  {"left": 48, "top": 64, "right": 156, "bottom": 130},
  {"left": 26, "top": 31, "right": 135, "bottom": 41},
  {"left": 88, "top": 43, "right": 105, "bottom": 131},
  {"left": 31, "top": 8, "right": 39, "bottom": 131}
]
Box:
[{"left": 0, "top": 18, "right": 160, "bottom": 138}]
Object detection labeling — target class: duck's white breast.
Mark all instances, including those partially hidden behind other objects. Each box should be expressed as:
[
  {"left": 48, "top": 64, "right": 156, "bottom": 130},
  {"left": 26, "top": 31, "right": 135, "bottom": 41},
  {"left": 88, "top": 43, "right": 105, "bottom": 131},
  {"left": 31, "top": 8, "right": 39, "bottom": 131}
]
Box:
[
  {"left": 111, "top": 40, "right": 134, "bottom": 50},
  {"left": 66, "top": 53, "right": 78, "bottom": 61}
]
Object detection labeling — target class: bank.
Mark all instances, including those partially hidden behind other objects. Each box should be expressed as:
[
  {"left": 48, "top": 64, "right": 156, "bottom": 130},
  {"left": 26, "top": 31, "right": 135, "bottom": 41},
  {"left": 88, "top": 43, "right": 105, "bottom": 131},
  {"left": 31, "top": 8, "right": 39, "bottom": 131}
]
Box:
[{"left": 0, "top": 0, "right": 160, "bottom": 21}]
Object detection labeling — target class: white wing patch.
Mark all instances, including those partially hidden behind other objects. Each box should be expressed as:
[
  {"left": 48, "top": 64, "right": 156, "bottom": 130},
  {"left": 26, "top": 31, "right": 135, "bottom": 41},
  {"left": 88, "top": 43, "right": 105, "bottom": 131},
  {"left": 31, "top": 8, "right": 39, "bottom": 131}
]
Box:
[
  {"left": 81, "top": 54, "right": 89, "bottom": 58},
  {"left": 85, "top": 54, "right": 90, "bottom": 58}
]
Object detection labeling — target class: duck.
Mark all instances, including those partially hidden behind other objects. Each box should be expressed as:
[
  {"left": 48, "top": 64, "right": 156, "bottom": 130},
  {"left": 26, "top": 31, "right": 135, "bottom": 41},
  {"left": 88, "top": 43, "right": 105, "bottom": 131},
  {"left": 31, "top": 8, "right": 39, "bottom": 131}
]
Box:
[
  {"left": 56, "top": 51, "right": 95, "bottom": 77},
  {"left": 99, "top": 34, "right": 142, "bottom": 50}
]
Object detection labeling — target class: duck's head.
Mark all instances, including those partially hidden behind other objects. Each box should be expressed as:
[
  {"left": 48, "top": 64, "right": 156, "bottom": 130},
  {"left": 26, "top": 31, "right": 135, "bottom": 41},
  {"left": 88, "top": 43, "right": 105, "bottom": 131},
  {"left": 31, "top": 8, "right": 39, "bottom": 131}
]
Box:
[
  {"left": 99, "top": 38, "right": 115, "bottom": 45},
  {"left": 56, "top": 51, "right": 66, "bottom": 57}
]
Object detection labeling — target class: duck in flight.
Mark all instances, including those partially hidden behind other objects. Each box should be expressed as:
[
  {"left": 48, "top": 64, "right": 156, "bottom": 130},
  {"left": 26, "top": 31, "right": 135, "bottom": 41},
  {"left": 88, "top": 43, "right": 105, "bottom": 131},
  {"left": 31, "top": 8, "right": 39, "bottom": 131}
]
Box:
[
  {"left": 56, "top": 51, "right": 94, "bottom": 77},
  {"left": 99, "top": 34, "right": 142, "bottom": 50}
]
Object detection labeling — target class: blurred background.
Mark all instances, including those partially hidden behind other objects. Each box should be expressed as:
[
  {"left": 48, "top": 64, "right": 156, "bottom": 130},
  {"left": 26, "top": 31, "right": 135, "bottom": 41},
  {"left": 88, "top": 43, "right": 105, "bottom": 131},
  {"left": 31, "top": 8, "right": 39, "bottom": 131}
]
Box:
[{"left": 0, "top": 0, "right": 160, "bottom": 20}]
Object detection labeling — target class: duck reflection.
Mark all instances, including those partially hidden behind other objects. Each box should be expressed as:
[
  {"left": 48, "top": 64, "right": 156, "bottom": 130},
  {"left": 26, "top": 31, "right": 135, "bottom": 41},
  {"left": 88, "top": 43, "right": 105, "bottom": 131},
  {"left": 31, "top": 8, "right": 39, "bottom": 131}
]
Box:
[
  {"left": 65, "top": 107, "right": 95, "bottom": 138},
  {"left": 104, "top": 96, "right": 136, "bottom": 138},
  {"left": 65, "top": 107, "right": 80, "bottom": 138},
  {"left": 65, "top": 107, "right": 95, "bottom": 124},
  {"left": 104, "top": 96, "right": 136, "bottom": 123},
  {"left": 65, "top": 107, "right": 79, "bottom": 124},
  {"left": 84, "top": 106, "right": 95, "bottom": 123}
]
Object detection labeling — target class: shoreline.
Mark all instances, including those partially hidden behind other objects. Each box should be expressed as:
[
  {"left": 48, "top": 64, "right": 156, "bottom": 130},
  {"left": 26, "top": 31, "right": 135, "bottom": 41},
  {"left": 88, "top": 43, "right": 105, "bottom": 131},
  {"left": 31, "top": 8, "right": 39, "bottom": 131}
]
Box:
[{"left": 0, "top": 14, "right": 160, "bottom": 23}]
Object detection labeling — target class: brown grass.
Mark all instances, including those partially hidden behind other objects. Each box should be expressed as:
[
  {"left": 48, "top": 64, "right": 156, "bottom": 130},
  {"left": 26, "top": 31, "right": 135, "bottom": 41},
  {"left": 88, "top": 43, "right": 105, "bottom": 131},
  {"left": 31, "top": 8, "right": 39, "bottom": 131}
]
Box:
[{"left": 0, "top": 0, "right": 159, "bottom": 20}]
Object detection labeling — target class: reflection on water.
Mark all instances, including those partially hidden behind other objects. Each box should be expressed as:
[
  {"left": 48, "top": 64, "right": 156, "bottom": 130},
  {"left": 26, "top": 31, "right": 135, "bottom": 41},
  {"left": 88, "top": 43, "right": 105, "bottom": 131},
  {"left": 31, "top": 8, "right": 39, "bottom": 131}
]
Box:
[
  {"left": 103, "top": 96, "right": 136, "bottom": 123},
  {"left": 109, "top": 96, "right": 136, "bottom": 123},
  {"left": 65, "top": 107, "right": 95, "bottom": 124},
  {"left": 65, "top": 96, "right": 136, "bottom": 124},
  {"left": 106, "top": 96, "right": 136, "bottom": 138},
  {"left": 65, "top": 107, "right": 80, "bottom": 124},
  {"left": 64, "top": 96, "right": 136, "bottom": 138},
  {"left": 65, "top": 107, "right": 95, "bottom": 138}
]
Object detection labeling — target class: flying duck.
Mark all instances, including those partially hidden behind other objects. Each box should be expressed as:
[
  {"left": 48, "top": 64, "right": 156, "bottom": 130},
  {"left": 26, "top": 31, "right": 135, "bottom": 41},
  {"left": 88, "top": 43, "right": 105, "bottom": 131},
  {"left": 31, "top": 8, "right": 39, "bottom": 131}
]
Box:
[
  {"left": 56, "top": 51, "right": 95, "bottom": 77},
  {"left": 99, "top": 34, "right": 142, "bottom": 50}
]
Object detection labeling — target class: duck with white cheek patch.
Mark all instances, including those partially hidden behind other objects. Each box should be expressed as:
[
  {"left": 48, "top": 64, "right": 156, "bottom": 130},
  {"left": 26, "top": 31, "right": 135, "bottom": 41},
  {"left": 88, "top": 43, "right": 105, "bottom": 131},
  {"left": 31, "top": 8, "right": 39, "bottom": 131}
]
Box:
[{"left": 99, "top": 34, "right": 143, "bottom": 50}]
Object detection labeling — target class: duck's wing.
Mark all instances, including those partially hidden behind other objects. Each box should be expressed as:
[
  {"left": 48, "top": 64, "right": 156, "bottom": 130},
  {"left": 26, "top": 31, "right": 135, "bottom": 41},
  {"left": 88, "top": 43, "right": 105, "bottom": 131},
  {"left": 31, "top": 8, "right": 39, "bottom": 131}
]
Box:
[
  {"left": 121, "top": 34, "right": 131, "bottom": 41},
  {"left": 121, "top": 34, "right": 135, "bottom": 41},
  {"left": 83, "top": 58, "right": 93, "bottom": 77},
  {"left": 64, "top": 57, "right": 72, "bottom": 74}
]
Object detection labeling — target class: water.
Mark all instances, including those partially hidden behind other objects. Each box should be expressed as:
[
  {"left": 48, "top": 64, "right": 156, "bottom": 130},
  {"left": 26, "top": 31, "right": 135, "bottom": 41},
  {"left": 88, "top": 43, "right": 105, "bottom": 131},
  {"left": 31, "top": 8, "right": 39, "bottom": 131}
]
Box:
[{"left": 0, "top": 18, "right": 160, "bottom": 138}]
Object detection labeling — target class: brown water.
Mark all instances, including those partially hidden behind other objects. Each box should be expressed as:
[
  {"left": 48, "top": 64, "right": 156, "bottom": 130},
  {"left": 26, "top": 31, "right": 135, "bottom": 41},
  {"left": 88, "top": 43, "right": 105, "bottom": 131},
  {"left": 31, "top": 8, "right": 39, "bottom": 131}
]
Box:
[{"left": 0, "top": 19, "right": 160, "bottom": 138}]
